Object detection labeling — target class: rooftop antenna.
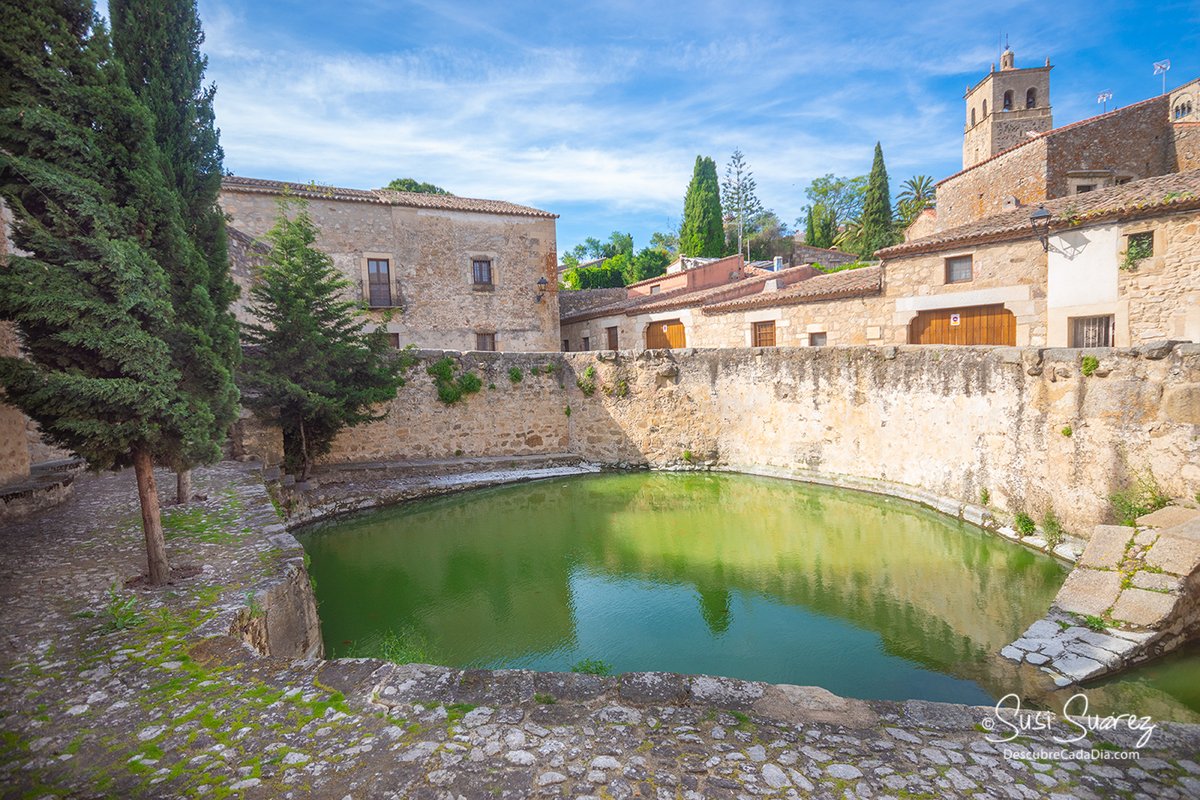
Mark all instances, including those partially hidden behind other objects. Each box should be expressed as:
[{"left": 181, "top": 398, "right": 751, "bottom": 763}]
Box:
[
  {"left": 1097, "top": 90, "right": 1112, "bottom": 113},
  {"left": 1154, "top": 59, "right": 1170, "bottom": 95}
]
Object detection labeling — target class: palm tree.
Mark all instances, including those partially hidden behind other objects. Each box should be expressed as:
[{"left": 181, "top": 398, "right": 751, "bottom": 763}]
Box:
[{"left": 897, "top": 175, "right": 935, "bottom": 208}]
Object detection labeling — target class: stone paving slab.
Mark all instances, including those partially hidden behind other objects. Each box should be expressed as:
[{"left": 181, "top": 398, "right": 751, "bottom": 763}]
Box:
[
  {"left": 1146, "top": 534, "right": 1200, "bottom": 575},
  {"left": 1054, "top": 567, "right": 1123, "bottom": 616},
  {"left": 1078, "top": 525, "right": 1133, "bottom": 569},
  {"left": 2, "top": 464, "right": 1200, "bottom": 799},
  {"left": 1136, "top": 506, "right": 1200, "bottom": 529},
  {"left": 1111, "top": 586, "right": 1179, "bottom": 627}
]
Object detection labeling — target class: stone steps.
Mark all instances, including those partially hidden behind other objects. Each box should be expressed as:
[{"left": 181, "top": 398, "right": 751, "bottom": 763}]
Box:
[{"left": 1002, "top": 506, "right": 1200, "bottom": 685}]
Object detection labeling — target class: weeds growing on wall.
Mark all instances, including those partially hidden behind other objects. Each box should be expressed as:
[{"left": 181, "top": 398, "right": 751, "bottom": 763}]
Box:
[
  {"left": 508, "top": 367, "right": 523, "bottom": 384},
  {"left": 1042, "top": 509, "right": 1065, "bottom": 548},
  {"left": 427, "top": 357, "right": 483, "bottom": 404},
  {"left": 571, "top": 658, "right": 613, "bottom": 675},
  {"left": 1109, "top": 468, "right": 1170, "bottom": 526},
  {"left": 1061, "top": 425, "right": 1073, "bottom": 437},
  {"left": 576, "top": 365, "right": 597, "bottom": 397},
  {"left": 1080, "top": 355, "right": 1099, "bottom": 377},
  {"left": 979, "top": 488, "right": 990, "bottom": 506},
  {"left": 1013, "top": 512, "right": 1036, "bottom": 538}
]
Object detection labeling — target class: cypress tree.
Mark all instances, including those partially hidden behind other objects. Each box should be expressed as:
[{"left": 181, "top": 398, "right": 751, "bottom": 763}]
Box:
[
  {"left": 859, "top": 142, "right": 900, "bottom": 257},
  {"left": 110, "top": 0, "right": 240, "bottom": 505},
  {"left": 804, "top": 207, "right": 817, "bottom": 246},
  {"left": 679, "top": 156, "right": 724, "bottom": 258},
  {"left": 241, "top": 199, "right": 407, "bottom": 479},
  {"left": 0, "top": 0, "right": 196, "bottom": 584}
]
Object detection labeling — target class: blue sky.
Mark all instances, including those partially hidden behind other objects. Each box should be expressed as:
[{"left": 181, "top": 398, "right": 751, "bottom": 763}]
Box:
[{"left": 166, "top": 0, "right": 1198, "bottom": 257}]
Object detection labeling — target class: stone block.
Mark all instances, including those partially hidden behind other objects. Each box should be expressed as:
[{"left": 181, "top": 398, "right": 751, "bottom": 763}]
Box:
[
  {"left": 1052, "top": 654, "right": 1106, "bottom": 682},
  {"left": 1053, "top": 568, "right": 1122, "bottom": 616},
  {"left": 1079, "top": 525, "right": 1132, "bottom": 569},
  {"left": 1145, "top": 536, "right": 1200, "bottom": 576},
  {"left": 752, "top": 684, "right": 877, "bottom": 728},
  {"left": 1164, "top": 517, "right": 1200, "bottom": 543},
  {"left": 1136, "top": 505, "right": 1200, "bottom": 529},
  {"left": 1131, "top": 571, "right": 1181, "bottom": 592},
  {"left": 1162, "top": 383, "right": 1200, "bottom": 424},
  {"left": 1110, "top": 588, "right": 1177, "bottom": 628},
  {"left": 618, "top": 672, "right": 689, "bottom": 705}
]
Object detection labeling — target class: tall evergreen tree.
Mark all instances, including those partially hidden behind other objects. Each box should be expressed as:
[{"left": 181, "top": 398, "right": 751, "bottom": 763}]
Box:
[
  {"left": 241, "top": 199, "right": 407, "bottom": 479},
  {"left": 859, "top": 142, "right": 900, "bottom": 257},
  {"left": 804, "top": 206, "right": 818, "bottom": 246},
  {"left": 720, "top": 149, "right": 762, "bottom": 259},
  {"left": 679, "top": 156, "right": 724, "bottom": 258},
  {"left": 110, "top": 0, "right": 240, "bottom": 505},
  {"left": 0, "top": 0, "right": 198, "bottom": 584}
]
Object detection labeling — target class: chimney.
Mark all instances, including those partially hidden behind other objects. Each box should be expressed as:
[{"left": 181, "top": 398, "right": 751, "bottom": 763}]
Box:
[
  {"left": 764, "top": 278, "right": 780, "bottom": 292},
  {"left": 773, "top": 256, "right": 783, "bottom": 271}
]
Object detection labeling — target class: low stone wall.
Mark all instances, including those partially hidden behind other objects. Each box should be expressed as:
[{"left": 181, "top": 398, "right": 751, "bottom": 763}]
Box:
[{"left": 240, "top": 343, "right": 1200, "bottom": 539}]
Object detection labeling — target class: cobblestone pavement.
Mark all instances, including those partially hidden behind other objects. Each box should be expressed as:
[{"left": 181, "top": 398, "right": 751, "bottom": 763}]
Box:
[{"left": 2, "top": 464, "right": 1199, "bottom": 799}]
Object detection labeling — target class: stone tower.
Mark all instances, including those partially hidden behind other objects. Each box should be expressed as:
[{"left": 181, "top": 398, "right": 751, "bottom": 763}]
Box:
[{"left": 962, "top": 47, "right": 1053, "bottom": 169}]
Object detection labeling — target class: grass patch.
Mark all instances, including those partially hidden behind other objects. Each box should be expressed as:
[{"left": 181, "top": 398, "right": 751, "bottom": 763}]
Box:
[
  {"left": 1042, "top": 509, "right": 1065, "bottom": 548},
  {"left": 161, "top": 504, "right": 240, "bottom": 543},
  {"left": 352, "top": 627, "right": 439, "bottom": 664},
  {"left": 507, "top": 367, "right": 523, "bottom": 384},
  {"left": 1080, "top": 355, "right": 1099, "bottom": 377},
  {"left": 100, "top": 585, "right": 145, "bottom": 632},
  {"left": 570, "top": 658, "right": 613, "bottom": 676},
  {"left": 1013, "top": 512, "right": 1036, "bottom": 538},
  {"left": 534, "top": 692, "right": 556, "bottom": 705},
  {"left": 1082, "top": 615, "right": 1108, "bottom": 632}
]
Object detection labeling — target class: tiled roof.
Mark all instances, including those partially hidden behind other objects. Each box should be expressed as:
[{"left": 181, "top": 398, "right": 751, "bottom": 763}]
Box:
[
  {"left": 623, "top": 254, "right": 737, "bottom": 289},
  {"left": 221, "top": 176, "right": 557, "bottom": 219},
  {"left": 702, "top": 266, "right": 882, "bottom": 314},
  {"left": 559, "top": 284, "right": 698, "bottom": 324},
  {"left": 935, "top": 94, "right": 1167, "bottom": 187},
  {"left": 879, "top": 169, "right": 1200, "bottom": 258}
]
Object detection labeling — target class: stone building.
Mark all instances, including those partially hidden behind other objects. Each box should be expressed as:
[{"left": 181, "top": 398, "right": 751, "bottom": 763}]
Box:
[
  {"left": 220, "top": 176, "right": 561, "bottom": 352},
  {"left": 935, "top": 50, "right": 1200, "bottom": 230}
]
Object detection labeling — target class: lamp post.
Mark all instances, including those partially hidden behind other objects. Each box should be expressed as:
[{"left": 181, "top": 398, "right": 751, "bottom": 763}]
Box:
[
  {"left": 1029, "top": 206, "right": 1051, "bottom": 252},
  {"left": 535, "top": 276, "right": 549, "bottom": 303}
]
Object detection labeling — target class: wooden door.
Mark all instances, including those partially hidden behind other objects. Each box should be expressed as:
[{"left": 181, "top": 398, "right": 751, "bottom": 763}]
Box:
[
  {"left": 607, "top": 326, "right": 619, "bottom": 350},
  {"left": 909, "top": 304, "right": 1015, "bottom": 345},
  {"left": 646, "top": 319, "right": 686, "bottom": 349}
]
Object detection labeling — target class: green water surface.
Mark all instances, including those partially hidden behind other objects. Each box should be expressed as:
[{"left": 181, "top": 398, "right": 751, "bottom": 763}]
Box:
[{"left": 297, "top": 473, "right": 1200, "bottom": 720}]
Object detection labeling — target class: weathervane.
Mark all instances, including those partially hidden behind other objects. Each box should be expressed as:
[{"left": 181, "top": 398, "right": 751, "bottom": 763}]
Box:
[
  {"left": 1097, "top": 90, "right": 1113, "bottom": 113},
  {"left": 1154, "top": 60, "right": 1171, "bottom": 95}
]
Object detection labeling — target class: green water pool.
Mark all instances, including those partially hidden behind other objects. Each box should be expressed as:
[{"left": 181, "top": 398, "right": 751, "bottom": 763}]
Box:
[{"left": 296, "top": 472, "right": 1200, "bottom": 721}]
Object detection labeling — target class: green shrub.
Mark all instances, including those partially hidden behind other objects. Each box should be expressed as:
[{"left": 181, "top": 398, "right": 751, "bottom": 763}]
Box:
[
  {"left": 427, "top": 357, "right": 482, "bottom": 404},
  {"left": 1042, "top": 509, "right": 1065, "bottom": 548},
  {"left": 1109, "top": 468, "right": 1170, "bottom": 526},
  {"left": 564, "top": 405, "right": 571, "bottom": 417},
  {"left": 1080, "top": 355, "right": 1099, "bottom": 377},
  {"left": 1061, "top": 425, "right": 1072, "bottom": 437},
  {"left": 979, "top": 488, "right": 990, "bottom": 506},
  {"left": 1013, "top": 512, "right": 1036, "bottom": 538},
  {"left": 508, "top": 367, "right": 523, "bottom": 384},
  {"left": 682, "top": 450, "right": 694, "bottom": 463},
  {"left": 570, "top": 658, "right": 613, "bottom": 675}
]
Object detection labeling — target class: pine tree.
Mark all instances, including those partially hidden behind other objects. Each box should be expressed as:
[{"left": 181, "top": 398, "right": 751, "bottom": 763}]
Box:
[
  {"left": 859, "top": 142, "right": 900, "bottom": 257},
  {"left": 679, "top": 156, "right": 724, "bottom": 258},
  {"left": 0, "top": 0, "right": 197, "bottom": 584},
  {"left": 720, "top": 149, "right": 763, "bottom": 259},
  {"left": 110, "top": 0, "right": 240, "bottom": 505},
  {"left": 241, "top": 199, "right": 407, "bottom": 479}
]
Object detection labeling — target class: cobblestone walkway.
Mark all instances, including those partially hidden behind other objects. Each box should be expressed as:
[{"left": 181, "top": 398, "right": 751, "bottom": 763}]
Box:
[{"left": 2, "top": 464, "right": 1199, "bottom": 799}]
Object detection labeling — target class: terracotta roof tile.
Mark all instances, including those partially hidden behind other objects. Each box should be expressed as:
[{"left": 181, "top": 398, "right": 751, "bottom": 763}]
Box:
[
  {"left": 221, "top": 176, "right": 557, "bottom": 219},
  {"left": 881, "top": 169, "right": 1200, "bottom": 258},
  {"left": 702, "top": 266, "right": 882, "bottom": 314}
]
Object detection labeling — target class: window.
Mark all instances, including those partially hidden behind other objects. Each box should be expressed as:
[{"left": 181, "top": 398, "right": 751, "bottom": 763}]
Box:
[
  {"left": 752, "top": 321, "right": 776, "bottom": 347},
  {"left": 388, "top": 333, "right": 400, "bottom": 349},
  {"left": 982, "top": 99, "right": 988, "bottom": 117},
  {"left": 809, "top": 332, "right": 828, "bottom": 347},
  {"left": 1070, "top": 315, "right": 1114, "bottom": 348},
  {"left": 1026, "top": 87, "right": 1037, "bottom": 108},
  {"left": 472, "top": 258, "right": 493, "bottom": 286},
  {"left": 971, "top": 108, "right": 976, "bottom": 127},
  {"left": 1126, "top": 231, "right": 1154, "bottom": 258},
  {"left": 367, "top": 258, "right": 392, "bottom": 307},
  {"left": 1175, "top": 100, "right": 1194, "bottom": 120},
  {"left": 474, "top": 332, "right": 496, "bottom": 351},
  {"left": 581, "top": 336, "right": 590, "bottom": 351},
  {"left": 649, "top": 285, "right": 661, "bottom": 295},
  {"left": 1003, "top": 90, "right": 1013, "bottom": 111},
  {"left": 606, "top": 326, "right": 619, "bottom": 350},
  {"left": 1075, "top": 184, "right": 1096, "bottom": 194},
  {"left": 945, "top": 255, "right": 973, "bottom": 284},
  {"left": 562, "top": 339, "right": 570, "bottom": 352}
]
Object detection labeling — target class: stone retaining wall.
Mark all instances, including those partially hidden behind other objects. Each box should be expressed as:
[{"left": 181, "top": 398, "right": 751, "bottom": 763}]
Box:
[{"left": 243, "top": 344, "right": 1200, "bottom": 539}]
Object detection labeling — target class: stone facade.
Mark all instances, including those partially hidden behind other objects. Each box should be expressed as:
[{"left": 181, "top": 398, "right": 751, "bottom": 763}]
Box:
[
  {"left": 885, "top": 238, "right": 1047, "bottom": 345},
  {"left": 936, "top": 138, "right": 1049, "bottom": 230},
  {"left": 219, "top": 177, "right": 561, "bottom": 352},
  {"left": 961, "top": 50, "right": 1053, "bottom": 169},
  {"left": 241, "top": 344, "right": 1200, "bottom": 539}
]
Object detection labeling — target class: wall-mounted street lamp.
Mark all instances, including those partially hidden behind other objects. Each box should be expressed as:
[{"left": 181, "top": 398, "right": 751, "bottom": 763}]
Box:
[
  {"left": 1029, "top": 205, "right": 1052, "bottom": 252},
  {"left": 535, "top": 276, "right": 549, "bottom": 303}
]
